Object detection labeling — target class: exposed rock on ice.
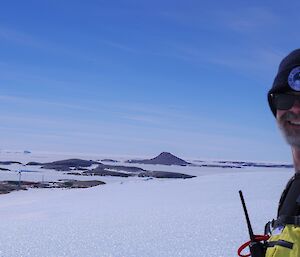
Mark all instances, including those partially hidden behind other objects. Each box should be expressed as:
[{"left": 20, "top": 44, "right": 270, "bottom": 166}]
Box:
[
  {"left": 0, "top": 167, "right": 11, "bottom": 171},
  {"left": 26, "top": 159, "right": 101, "bottom": 171},
  {"left": 126, "top": 152, "right": 191, "bottom": 166},
  {"left": 138, "top": 171, "right": 196, "bottom": 179},
  {"left": 0, "top": 179, "right": 105, "bottom": 194},
  {"left": 84, "top": 166, "right": 133, "bottom": 177},
  {"left": 100, "top": 159, "right": 119, "bottom": 163},
  {"left": 0, "top": 161, "right": 23, "bottom": 165}
]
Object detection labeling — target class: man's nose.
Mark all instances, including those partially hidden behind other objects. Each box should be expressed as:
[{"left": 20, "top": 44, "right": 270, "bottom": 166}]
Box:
[{"left": 290, "top": 100, "right": 300, "bottom": 112}]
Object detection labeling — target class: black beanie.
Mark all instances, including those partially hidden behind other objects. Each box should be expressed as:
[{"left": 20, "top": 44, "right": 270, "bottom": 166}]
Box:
[{"left": 268, "top": 49, "right": 300, "bottom": 116}]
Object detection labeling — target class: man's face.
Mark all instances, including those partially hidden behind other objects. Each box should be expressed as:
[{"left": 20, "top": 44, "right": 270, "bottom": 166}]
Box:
[{"left": 277, "top": 92, "right": 300, "bottom": 148}]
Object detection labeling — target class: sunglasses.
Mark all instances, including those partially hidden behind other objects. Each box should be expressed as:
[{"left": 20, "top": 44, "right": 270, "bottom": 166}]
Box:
[{"left": 271, "top": 93, "right": 300, "bottom": 110}]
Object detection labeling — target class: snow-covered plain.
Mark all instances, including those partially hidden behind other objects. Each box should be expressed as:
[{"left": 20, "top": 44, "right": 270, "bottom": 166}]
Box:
[{"left": 0, "top": 152, "right": 294, "bottom": 257}]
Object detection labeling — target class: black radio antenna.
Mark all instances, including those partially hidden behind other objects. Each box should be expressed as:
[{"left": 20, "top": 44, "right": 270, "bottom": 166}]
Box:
[{"left": 239, "top": 190, "right": 255, "bottom": 241}]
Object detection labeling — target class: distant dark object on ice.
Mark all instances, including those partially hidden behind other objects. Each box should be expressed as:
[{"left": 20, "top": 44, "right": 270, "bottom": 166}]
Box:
[
  {"left": 126, "top": 152, "right": 191, "bottom": 166},
  {"left": 214, "top": 160, "right": 293, "bottom": 169},
  {"left": 24, "top": 150, "right": 31, "bottom": 154},
  {"left": 191, "top": 160, "right": 293, "bottom": 169},
  {"left": 138, "top": 171, "right": 195, "bottom": 179},
  {"left": 197, "top": 164, "right": 242, "bottom": 169},
  {"left": 101, "top": 159, "right": 119, "bottom": 163}
]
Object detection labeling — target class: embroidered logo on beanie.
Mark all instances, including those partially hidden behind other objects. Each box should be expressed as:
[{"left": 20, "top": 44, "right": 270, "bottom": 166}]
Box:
[{"left": 288, "top": 66, "right": 300, "bottom": 91}]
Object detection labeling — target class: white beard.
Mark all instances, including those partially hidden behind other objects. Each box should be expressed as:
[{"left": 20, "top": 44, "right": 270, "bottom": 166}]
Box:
[{"left": 278, "top": 123, "right": 300, "bottom": 148}]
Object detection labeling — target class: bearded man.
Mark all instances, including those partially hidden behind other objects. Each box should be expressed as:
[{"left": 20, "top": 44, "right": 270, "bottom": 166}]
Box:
[{"left": 263, "top": 49, "right": 300, "bottom": 257}]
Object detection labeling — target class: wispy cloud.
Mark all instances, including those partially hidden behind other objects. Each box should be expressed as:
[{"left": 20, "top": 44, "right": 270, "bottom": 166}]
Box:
[
  {"left": 159, "top": 9, "right": 207, "bottom": 26},
  {"left": 98, "top": 39, "right": 140, "bottom": 54},
  {"left": 121, "top": 114, "right": 161, "bottom": 124},
  {"left": 217, "top": 7, "right": 279, "bottom": 32},
  {"left": 207, "top": 47, "right": 284, "bottom": 73},
  {"left": 159, "top": 40, "right": 284, "bottom": 80},
  {"left": 0, "top": 94, "right": 95, "bottom": 112},
  {"left": 0, "top": 92, "right": 255, "bottom": 146},
  {"left": 0, "top": 25, "right": 97, "bottom": 63},
  {"left": 159, "top": 6, "right": 279, "bottom": 33},
  {"left": 0, "top": 93, "right": 176, "bottom": 130},
  {"left": 0, "top": 26, "right": 45, "bottom": 48}
]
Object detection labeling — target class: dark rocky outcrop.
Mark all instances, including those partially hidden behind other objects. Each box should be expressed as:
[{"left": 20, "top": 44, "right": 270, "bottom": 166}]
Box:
[
  {"left": 41, "top": 164, "right": 72, "bottom": 171},
  {"left": 0, "top": 179, "right": 105, "bottom": 194},
  {"left": 0, "top": 156, "right": 197, "bottom": 181},
  {"left": 0, "top": 181, "right": 39, "bottom": 194},
  {"left": 42, "top": 159, "right": 99, "bottom": 168},
  {"left": 101, "top": 159, "right": 119, "bottom": 163},
  {"left": 76, "top": 167, "right": 89, "bottom": 171},
  {"left": 66, "top": 172, "right": 82, "bottom": 176},
  {"left": 0, "top": 167, "right": 11, "bottom": 171},
  {"left": 0, "top": 161, "right": 22, "bottom": 165},
  {"left": 138, "top": 171, "right": 196, "bottom": 179},
  {"left": 27, "top": 159, "right": 146, "bottom": 173},
  {"left": 98, "top": 164, "right": 145, "bottom": 173},
  {"left": 26, "top": 162, "right": 43, "bottom": 166},
  {"left": 84, "top": 170, "right": 131, "bottom": 177},
  {"left": 55, "top": 180, "right": 105, "bottom": 188},
  {"left": 1, "top": 181, "right": 26, "bottom": 194},
  {"left": 84, "top": 166, "right": 132, "bottom": 177},
  {"left": 126, "top": 152, "right": 191, "bottom": 166},
  {"left": 26, "top": 159, "right": 101, "bottom": 171},
  {"left": 84, "top": 165, "right": 195, "bottom": 179}
]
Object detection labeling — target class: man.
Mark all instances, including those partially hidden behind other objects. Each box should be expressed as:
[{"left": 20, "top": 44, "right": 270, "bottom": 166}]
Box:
[
  {"left": 238, "top": 50, "right": 300, "bottom": 257},
  {"left": 264, "top": 49, "right": 300, "bottom": 256}
]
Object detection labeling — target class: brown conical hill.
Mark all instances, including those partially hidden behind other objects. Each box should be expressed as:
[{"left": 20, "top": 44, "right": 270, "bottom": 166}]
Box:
[{"left": 126, "top": 152, "right": 191, "bottom": 166}]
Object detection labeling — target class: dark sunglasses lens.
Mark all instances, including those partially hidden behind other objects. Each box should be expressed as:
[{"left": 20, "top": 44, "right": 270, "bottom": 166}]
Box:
[{"left": 274, "top": 94, "right": 296, "bottom": 110}]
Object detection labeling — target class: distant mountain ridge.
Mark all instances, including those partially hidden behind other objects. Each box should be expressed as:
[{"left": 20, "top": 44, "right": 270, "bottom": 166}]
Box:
[
  {"left": 126, "top": 152, "right": 191, "bottom": 166},
  {"left": 24, "top": 157, "right": 194, "bottom": 179}
]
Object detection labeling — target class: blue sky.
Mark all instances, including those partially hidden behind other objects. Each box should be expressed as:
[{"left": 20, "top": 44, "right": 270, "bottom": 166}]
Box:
[{"left": 0, "top": 0, "right": 299, "bottom": 162}]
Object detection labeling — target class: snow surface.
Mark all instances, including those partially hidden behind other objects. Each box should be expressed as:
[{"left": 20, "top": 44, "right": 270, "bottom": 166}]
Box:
[{"left": 0, "top": 152, "right": 294, "bottom": 257}]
